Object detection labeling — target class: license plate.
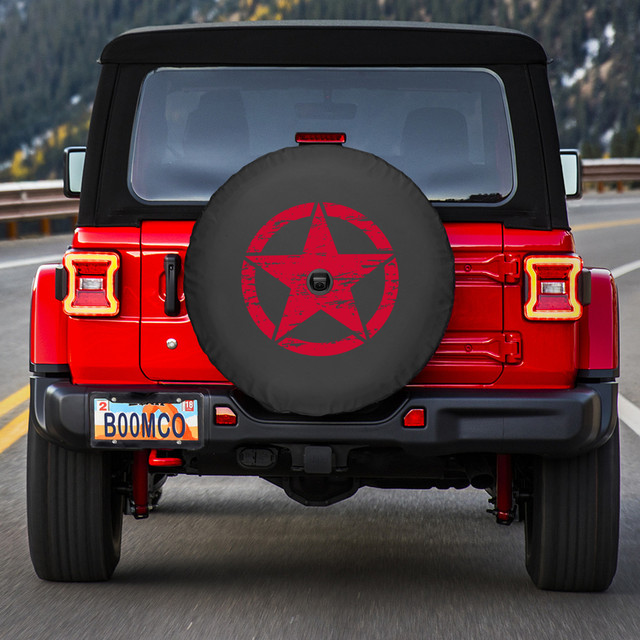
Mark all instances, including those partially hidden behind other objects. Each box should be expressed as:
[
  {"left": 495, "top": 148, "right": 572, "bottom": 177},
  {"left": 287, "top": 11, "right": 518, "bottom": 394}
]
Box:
[{"left": 93, "top": 397, "right": 200, "bottom": 445}]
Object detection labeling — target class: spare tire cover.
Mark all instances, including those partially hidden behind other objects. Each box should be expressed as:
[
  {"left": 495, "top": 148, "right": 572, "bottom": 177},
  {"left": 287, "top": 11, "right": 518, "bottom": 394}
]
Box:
[{"left": 185, "top": 145, "right": 454, "bottom": 416}]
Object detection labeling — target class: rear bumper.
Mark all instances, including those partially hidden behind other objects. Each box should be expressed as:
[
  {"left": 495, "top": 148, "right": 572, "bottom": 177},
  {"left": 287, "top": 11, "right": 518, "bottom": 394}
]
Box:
[{"left": 31, "top": 376, "right": 617, "bottom": 459}]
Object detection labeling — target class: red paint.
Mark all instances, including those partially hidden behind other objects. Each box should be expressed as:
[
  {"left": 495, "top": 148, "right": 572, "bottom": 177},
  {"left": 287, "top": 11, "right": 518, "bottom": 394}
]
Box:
[
  {"left": 242, "top": 202, "right": 397, "bottom": 355},
  {"left": 30, "top": 265, "right": 68, "bottom": 365},
  {"left": 577, "top": 269, "right": 619, "bottom": 372},
  {"left": 139, "top": 222, "right": 226, "bottom": 382},
  {"left": 36, "top": 222, "right": 611, "bottom": 392},
  {"left": 66, "top": 227, "right": 147, "bottom": 384},
  {"left": 502, "top": 228, "right": 575, "bottom": 253},
  {"left": 412, "top": 222, "right": 505, "bottom": 385},
  {"left": 148, "top": 450, "right": 182, "bottom": 467}
]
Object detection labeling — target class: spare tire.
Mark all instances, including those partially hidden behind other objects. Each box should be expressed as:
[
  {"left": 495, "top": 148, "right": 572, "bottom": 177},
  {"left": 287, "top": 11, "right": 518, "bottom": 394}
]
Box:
[{"left": 185, "top": 145, "right": 454, "bottom": 416}]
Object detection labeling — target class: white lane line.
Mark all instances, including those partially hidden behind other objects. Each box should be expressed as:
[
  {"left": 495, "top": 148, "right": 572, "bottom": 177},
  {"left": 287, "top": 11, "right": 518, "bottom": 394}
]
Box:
[
  {"left": 0, "top": 255, "right": 61, "bottom": 270},
  {"left": 608, "top": 259, "right": 640, "bottom": 435},
  {"left": 611, "top": 260, "right": 640, "bottom": 280},
  {"left": 1, "top": 249, "right": 639, "bottom": 434},
  {"left": 618, "top": 394, "right": 640, "bottom": 437}
]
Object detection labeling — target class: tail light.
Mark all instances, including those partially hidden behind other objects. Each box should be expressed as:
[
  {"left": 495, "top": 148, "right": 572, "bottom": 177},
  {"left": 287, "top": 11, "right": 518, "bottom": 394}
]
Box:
[
  {"left": 295, "top": 132, "right": 346, "bottom": 144},
  {"left": 524, "top": 255, "right": 583, "bottom": 320},
  {"left": 62, "top": 252, "right": 120, "bottom": 316}
]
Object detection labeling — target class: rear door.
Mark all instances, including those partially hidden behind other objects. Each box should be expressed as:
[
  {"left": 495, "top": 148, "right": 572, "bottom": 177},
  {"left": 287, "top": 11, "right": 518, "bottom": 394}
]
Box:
[
  {"left": 140, "top": 221, "right": 227, "bottom": 382},
  {"left": 413, "top": 222, "right": 515, "bottom": 385}
]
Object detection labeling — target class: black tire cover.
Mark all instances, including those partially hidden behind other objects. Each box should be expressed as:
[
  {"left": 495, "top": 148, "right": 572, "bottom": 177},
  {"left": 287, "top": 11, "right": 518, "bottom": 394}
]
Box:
[{"left": 185, "top": 145, "right": 454, "bottom": 415}]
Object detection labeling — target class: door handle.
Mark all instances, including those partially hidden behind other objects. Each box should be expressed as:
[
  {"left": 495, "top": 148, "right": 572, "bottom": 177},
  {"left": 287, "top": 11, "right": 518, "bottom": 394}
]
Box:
[{"left": 164, "top": 254, "right": 181, "bottom": 316}]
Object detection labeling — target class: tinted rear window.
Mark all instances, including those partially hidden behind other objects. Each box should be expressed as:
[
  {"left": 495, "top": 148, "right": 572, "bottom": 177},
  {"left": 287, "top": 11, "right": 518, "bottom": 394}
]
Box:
[{"left": 129, "top": 67, "right": 515, "bottom": 205}]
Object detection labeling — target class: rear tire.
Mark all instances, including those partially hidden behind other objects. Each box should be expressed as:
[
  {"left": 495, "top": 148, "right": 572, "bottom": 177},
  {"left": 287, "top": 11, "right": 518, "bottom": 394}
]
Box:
[
  {"left": 27, "top": 412, "right": 124, "bottom": 581},
  {"left": 524, "top": 424, "right": 620, "bottom": 591}
]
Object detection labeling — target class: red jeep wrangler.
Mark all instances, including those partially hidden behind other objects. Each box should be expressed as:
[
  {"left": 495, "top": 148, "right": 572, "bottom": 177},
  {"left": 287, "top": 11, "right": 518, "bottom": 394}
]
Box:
[{"left": 28, "top": 22, "right": 619, "bottom": 591}]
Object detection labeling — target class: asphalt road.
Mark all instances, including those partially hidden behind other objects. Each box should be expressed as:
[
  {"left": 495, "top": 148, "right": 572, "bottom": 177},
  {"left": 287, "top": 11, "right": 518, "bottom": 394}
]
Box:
[{"left": 1, "top": 193, "right": 640, "bottom": 639}]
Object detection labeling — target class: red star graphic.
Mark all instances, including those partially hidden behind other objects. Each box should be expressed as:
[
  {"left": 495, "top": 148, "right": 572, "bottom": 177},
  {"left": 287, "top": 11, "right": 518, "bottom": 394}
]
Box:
[{"left": 245, "top": 204, "right": 393, "bottom": 342}]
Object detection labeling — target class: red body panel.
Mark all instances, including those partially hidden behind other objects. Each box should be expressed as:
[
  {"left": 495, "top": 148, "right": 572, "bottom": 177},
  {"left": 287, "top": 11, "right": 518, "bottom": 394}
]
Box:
[
  {"left": 67, "top": 227, "right": 148, "bottom": 385},
  {"left": 33, "top": 223, "right": 610, "bottom": 391},
  {"left": 413, "top": 222, "right": 504, "bottom": 384},
  {"left": 499, "top": 228, "right": 578, "bottom": 388},
  {"left": 30, "top": 265, "right": 67, "bottom": 365},
  {"left": 577, "top": 269, "right": 619, "bottom": 372},
  {"left": 140, "top": 221, "right": 227, "bottom": 382}
]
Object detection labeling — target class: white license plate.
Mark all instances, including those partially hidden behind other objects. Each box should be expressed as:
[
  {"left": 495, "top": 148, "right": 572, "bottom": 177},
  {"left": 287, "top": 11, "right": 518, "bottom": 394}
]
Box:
[{"left": 93, "top": 397, "right": 199, "bottom": 444}]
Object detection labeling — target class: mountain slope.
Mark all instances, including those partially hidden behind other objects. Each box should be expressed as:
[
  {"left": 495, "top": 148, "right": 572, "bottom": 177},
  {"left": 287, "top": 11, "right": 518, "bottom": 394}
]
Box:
[{"left": 1, "top": 0, "right": 638, "bottom": 179}]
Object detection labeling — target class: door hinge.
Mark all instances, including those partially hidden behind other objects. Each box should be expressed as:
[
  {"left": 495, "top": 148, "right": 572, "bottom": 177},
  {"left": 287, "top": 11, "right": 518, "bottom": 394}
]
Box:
[
  {"left": 435, "top": 332, "right": 522, "bottom": 364},
  {"left": 502, "top": 332, "right": 522, "bottom": 364},
  {"left": 455, "top": 254, "right": 520, "bottom": 283}
]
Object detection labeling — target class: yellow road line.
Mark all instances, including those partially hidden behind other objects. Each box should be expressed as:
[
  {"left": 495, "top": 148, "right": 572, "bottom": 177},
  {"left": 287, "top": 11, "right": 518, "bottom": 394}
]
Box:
[
  {"left": 0, "top": 408, "right": 29, "bottom": 454},
  {"left": 0, "top": 384, "right": 29, "bottom": 419},
  {"left": 0, "top": 385, "right": 30, "bottom": 454},
  {"left": 572, "top": 217, "right": 640, "bottom": 231}
]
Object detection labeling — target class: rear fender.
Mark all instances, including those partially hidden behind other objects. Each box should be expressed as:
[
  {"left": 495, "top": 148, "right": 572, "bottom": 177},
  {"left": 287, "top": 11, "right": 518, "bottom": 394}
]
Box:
[
  {"left": 30, "top": 264, "right": 68, "bottom": 370},
  {"left": 577, "top": 268, "right": 619, "bottom": 379}
]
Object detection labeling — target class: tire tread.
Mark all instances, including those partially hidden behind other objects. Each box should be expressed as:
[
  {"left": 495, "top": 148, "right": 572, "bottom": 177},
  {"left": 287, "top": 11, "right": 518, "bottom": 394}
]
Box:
[
  {"left": 525, "top": 425, "right": 619, "bottom": 591},
  {"left": 27, "top": 415, "right": 122, "bottom": 582}
]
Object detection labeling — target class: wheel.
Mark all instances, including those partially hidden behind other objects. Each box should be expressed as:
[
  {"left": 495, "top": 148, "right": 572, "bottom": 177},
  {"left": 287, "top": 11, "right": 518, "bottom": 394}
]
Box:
[
  {"left": 524, "top": 424, "right": 620, "bottom": 591},
  {"left": 185, "top": 144, "right": 454, "bottom": 415},
  {"left": 27, "top": 412, "right": 124, "bottom": 581}
]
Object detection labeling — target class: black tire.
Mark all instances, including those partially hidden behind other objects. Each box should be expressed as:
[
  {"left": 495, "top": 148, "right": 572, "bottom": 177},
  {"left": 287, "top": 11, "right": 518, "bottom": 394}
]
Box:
[
  {"left": 524, "top": 424, "right": 620, "bottom": 591},
  {"left": 27, "top": 412, "right": 123, "bottom": 581},
  {"left": 185, "top": 144, "right": 454, "bottom": 416}
]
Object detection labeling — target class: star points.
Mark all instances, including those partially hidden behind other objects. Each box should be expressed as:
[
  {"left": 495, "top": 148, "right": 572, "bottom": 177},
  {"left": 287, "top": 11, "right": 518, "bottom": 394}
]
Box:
[{"left": 245, "top": 204, "right": 392, "bottom": 342}]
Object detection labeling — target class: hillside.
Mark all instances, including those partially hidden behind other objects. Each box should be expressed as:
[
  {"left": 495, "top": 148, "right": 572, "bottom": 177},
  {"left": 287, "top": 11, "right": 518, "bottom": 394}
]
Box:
[{"left": 1, "top": 0, "right": 638, "bottom": 180}]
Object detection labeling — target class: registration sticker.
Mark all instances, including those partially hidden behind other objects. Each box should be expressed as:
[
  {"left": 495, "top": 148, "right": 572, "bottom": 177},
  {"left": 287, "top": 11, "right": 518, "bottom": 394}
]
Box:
[{"left": 93, "top": 397, "right": 199, "bottom": 444}]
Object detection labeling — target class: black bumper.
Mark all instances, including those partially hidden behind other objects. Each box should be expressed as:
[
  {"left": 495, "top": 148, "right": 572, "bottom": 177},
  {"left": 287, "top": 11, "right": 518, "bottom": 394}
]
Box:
[{"left": 30, "top": 376, "right": 618, "bottom": 459}]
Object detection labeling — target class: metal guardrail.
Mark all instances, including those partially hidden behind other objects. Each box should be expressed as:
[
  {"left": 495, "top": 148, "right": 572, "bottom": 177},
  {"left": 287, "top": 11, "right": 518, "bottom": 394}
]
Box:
[
  {"left": 582, "top": 159, "right": 640, "bottom": 192},
  {"left": 1, "top": 160, "right": 640, "bottom": 239},
  {"left": 0, "top": 180, "right": 78, "bottom": 239}
]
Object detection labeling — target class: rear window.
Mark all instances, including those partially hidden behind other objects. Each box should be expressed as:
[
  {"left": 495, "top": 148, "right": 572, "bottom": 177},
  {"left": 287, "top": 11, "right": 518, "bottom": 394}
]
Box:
[{"left": 129, "top": 67, "right": 515, "bottom": 205}]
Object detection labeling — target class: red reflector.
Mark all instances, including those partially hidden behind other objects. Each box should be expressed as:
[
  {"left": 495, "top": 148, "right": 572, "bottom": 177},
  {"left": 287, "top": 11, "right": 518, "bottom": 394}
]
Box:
[
  {"left": 215, "top": 406, "right": 238, "bottom": 426},
  {"left": 295, "top": 132, "right": 346, "bottom": 145},
  {"left": 403, "top": 408, "right": 426, "bottom": 428}
]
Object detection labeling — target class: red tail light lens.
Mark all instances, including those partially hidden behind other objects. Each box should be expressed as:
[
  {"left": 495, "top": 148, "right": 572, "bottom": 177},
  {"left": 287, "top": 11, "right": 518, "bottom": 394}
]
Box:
[
  {"left": 215, "top": 406, "right": 238, "bottom": 426},
  {"left": 62, "top": 252, "right": 120, "bottom": 316},
  {"left": 295, "top": 132, "right": 347, "bottom": 144},
  {"left": 524, "top": 256, "right": 583, "bottom": 320}
]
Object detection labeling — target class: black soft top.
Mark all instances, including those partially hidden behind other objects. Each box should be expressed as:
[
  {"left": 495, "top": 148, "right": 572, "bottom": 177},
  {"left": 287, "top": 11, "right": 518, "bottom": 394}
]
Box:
[{"left": 101, "top": 20, "right": 548, "bottom": 66}]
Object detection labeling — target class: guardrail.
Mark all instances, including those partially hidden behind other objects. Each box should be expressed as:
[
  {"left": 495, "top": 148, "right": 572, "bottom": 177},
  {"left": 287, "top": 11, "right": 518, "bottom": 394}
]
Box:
[
  {"left": 582, "top": 158, "right": 640, "bottom": 192},
  {"left": 1, "top": 159, "right": 640, "bottom": 239},
  {"left": 0, "top": 180, "right": 78, "bottom": 239}
]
